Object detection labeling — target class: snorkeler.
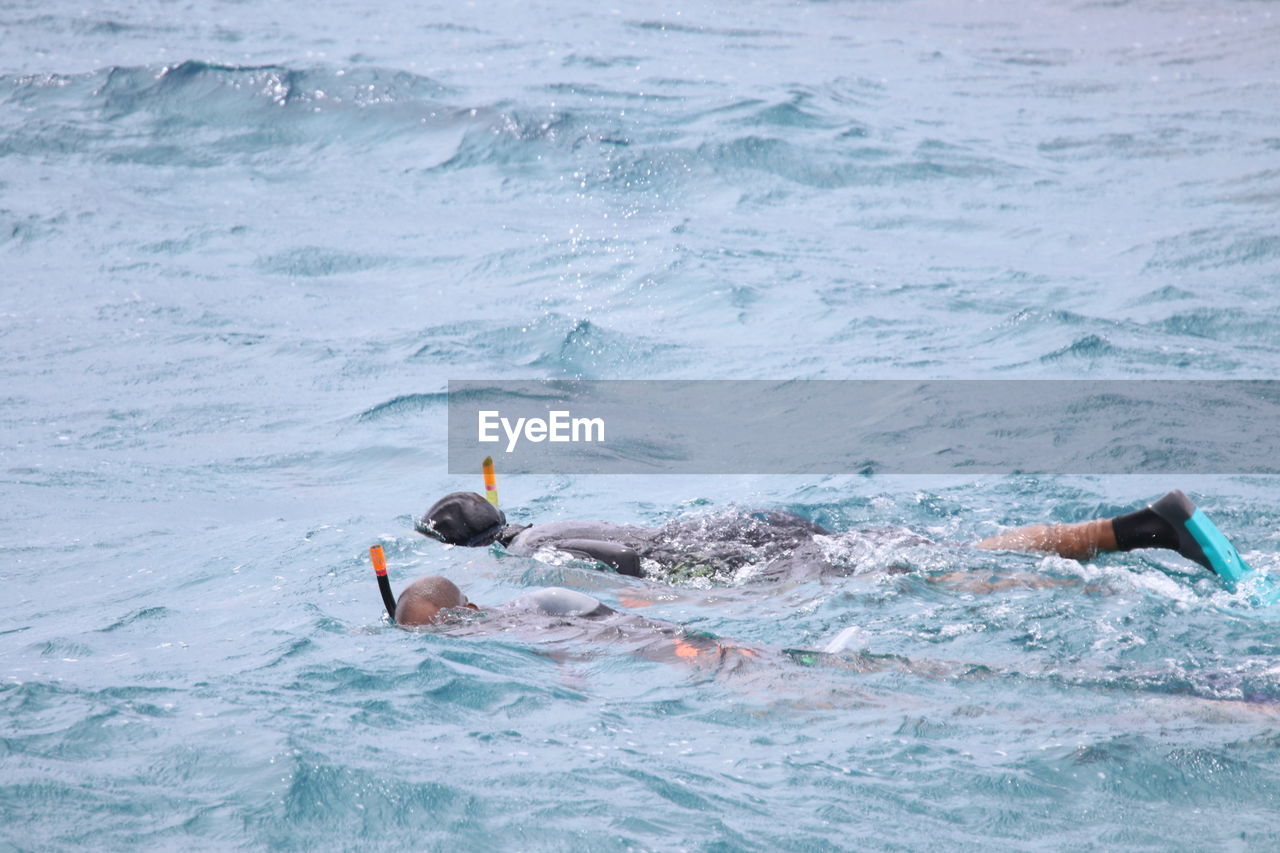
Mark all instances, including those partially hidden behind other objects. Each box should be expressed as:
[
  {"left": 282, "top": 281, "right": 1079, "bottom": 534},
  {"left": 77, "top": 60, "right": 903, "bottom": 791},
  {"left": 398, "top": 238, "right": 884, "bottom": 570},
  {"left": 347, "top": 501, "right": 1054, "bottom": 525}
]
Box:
[
  {"left": 415, "top": 490, "right": 831, "bottom": 579},
  {"left": 384, "top": 573, "right": 1280, "bottom": 708},
  {"left": 413, "top": 489, "right": 1251, "bottom": 586},
  {"left": 393, "top": 573, "right": 754, "bottom": 667}
]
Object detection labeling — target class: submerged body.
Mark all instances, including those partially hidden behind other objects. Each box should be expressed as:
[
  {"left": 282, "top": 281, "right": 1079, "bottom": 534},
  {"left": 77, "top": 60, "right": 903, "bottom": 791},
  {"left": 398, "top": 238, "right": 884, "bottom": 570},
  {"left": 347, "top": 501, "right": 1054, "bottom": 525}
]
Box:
[
  {"left": 395, "top": 575, "right": 755, "bottom": 670},
  {"left": 390, "top": 575, "right": 1280, "bottom": 708}
]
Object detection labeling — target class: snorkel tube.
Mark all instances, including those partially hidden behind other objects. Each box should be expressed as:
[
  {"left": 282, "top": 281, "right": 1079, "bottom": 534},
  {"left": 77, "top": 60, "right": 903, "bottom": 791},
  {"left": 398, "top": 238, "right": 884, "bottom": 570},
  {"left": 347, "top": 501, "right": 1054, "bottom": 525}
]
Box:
[
  {"left": 483, "top": 455, "right": 499, "bottom": 507},
  {"left": 370, "top": 544, "right": 397, "bottom": 621}
]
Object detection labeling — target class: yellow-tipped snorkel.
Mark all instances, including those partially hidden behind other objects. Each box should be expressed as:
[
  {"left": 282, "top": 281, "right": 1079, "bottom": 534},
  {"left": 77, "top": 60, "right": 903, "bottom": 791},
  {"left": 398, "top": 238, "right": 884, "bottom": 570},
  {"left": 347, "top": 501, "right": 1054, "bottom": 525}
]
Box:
[{"left": 482, "top": 455, "right": 499, "bottom": 507}]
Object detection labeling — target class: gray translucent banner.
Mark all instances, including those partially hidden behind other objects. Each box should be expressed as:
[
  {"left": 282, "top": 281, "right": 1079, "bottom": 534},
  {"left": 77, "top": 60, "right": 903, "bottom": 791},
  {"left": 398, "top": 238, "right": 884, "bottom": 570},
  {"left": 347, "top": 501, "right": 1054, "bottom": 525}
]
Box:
[{"left": 446, "top": 380, "right": 1280, "bottom": 475}]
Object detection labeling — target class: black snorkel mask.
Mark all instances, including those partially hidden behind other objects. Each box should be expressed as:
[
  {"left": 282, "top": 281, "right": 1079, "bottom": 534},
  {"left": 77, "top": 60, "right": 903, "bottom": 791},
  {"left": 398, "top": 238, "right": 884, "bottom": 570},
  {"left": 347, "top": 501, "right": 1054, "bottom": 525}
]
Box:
[
  {"left": 415, "top": 491, "right": 508, "bottom": 547},
  {"left": 421, "top": 520, "right": 506, "bottom": 548}
]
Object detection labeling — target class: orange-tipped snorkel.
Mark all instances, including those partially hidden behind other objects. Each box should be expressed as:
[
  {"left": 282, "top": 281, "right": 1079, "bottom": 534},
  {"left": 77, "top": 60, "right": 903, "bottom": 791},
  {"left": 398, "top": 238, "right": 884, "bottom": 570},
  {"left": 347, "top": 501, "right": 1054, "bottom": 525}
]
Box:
[
  {"left": 370, "top": 544, "right": 397, "bottom": 621},
  {"left": 482, "top": 455, "right": 499, "bottom": 507}
]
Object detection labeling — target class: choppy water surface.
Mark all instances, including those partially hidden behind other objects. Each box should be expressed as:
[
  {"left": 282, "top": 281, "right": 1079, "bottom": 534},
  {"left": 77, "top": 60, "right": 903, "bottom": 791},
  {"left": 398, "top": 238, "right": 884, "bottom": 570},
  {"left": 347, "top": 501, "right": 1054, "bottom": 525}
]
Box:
[{"left": 4, "top": 0, "right": 1280, "bottom": 849}]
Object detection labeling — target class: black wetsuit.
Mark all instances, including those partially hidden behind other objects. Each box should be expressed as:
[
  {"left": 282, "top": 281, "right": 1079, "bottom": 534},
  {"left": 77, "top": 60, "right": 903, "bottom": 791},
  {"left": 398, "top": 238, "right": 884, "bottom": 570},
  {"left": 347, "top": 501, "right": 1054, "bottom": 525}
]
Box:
[{"left": 500, "top": 510, "right": 929, "bottom": 582}]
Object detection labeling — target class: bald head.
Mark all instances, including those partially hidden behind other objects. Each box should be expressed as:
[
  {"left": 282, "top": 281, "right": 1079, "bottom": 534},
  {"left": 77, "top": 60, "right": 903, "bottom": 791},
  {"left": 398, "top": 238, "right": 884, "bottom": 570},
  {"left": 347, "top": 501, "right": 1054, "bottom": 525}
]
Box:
[{"left": 395, "top": 575, "right": 477, "bottom": 626}]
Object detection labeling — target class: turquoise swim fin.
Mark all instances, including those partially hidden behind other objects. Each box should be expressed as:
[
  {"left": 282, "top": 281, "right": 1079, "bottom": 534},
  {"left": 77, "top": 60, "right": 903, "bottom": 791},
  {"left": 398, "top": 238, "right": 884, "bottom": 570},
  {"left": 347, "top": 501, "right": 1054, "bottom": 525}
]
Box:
[{"left": 1150, "top": 490, "right": 1278, "bottom": 604}]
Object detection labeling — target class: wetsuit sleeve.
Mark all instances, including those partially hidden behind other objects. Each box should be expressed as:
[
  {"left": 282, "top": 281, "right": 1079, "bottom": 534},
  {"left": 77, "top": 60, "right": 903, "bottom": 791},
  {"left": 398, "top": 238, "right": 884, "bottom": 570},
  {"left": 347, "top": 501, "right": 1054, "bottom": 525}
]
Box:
[{"left": 551, "top": 539, "right": 643, "bottom": 577}]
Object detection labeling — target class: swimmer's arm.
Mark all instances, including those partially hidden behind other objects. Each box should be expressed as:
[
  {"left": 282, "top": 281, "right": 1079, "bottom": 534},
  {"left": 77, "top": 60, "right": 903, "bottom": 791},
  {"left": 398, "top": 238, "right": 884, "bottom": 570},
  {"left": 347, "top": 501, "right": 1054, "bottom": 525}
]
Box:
[{"left": 552, "top": 539, "right": 643, "bottom": 578}]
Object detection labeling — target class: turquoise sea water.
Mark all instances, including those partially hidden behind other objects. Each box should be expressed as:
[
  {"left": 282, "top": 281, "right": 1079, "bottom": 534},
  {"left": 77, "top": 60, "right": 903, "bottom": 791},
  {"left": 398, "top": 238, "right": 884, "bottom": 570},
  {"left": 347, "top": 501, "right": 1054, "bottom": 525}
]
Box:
[{"left": 4, "top": 1, "right": 1280, "bottom": 849}]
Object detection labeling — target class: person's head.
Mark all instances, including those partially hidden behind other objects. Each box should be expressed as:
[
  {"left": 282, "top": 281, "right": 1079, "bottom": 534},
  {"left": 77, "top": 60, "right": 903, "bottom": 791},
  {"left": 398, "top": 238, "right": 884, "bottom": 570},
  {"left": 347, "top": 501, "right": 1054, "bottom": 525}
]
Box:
[
  {"left": 416, "top": 492, "right": 506, "bottom": 547},
  {"left": 395, "top": 575, "right": 479, "bottom": 626}
]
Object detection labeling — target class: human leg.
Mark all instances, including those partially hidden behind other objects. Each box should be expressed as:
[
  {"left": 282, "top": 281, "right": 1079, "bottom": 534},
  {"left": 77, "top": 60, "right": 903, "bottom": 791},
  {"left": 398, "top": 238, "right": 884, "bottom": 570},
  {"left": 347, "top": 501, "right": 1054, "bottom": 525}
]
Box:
[
  {"left": 975, "top": 518, "right": 1118, "bottom": 560},
  {"left": 975, "top": 490, "right": 1202, "bottom": 565}
]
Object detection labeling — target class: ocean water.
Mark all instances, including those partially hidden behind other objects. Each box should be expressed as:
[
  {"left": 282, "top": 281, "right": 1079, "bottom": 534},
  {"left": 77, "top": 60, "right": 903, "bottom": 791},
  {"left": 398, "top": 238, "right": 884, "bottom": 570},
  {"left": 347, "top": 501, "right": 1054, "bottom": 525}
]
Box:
[{"left": 4, "top": 0, "right": 1280, "bottom": 849}]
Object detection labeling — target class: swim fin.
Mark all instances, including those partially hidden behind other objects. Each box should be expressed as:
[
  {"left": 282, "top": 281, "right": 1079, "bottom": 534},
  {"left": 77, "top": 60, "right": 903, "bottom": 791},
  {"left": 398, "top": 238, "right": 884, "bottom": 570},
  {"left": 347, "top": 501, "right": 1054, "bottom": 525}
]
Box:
[{"left": 1149, "top": 490, "right": 1277, "bottom": 603}]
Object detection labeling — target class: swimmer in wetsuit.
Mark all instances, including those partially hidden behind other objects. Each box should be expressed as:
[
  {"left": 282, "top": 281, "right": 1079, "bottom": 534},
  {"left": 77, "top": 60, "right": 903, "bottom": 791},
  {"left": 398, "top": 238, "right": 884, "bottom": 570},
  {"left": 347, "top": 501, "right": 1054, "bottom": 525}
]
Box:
[
  {"left": 414, "top": 489, "right": 1243, "bottom": 585},
  {"left": 416, "top": 490, "right": 835, "bottom": 580}
]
